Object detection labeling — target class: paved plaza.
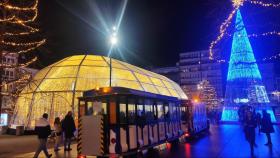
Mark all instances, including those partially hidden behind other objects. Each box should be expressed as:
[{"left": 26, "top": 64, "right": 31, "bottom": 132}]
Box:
[{"left": 0, "top": 124, "right": 279, "bottom": 158}]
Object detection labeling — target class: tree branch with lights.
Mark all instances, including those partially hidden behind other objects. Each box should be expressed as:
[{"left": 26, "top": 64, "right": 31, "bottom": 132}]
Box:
[{"left": 0, "top": 0, "right": 45, "bottom": 113}]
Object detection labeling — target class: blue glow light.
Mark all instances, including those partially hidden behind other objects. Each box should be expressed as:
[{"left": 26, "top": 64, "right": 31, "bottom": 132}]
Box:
[
  {"left": 227, "top": 10, "right": 262, "bottom": 81},
  {"left": 222, "top": 10, "right": 276, "bottom": 122},
  {"left": 221, "top": 107, "right": 239, "bottom": 122},
  {"left": 225, "top": 9, "right": 269, "bottom": 105},
  {"left": 221, "top": 107, "right": 276, "bottom": 122}
]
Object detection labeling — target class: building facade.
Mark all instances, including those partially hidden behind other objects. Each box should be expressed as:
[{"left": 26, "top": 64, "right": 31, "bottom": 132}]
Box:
[
  {"left": 179, "top": 50, "right": 223, "bottom": 99},
  {"left": 1, "top": 51, "right": 38, "bottom": 114},
  {"left": 1, "top": 52, "right": 19, "bottom": 114},
  {"left": 151, "top": 66, "right": 180, "bottom": 84}
]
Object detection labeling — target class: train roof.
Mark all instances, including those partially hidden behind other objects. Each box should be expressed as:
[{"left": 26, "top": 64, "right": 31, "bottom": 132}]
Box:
[{"left": 80, "top": 87, "right": 181, "bottom": 101}]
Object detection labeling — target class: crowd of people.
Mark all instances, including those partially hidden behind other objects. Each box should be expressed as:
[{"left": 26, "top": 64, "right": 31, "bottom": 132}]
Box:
[
  {"left": 240, "top": 106, "right": 275, "bottom": 156},
  {"left": 33, "top": 111, "right": 76, "bottom": 158}
]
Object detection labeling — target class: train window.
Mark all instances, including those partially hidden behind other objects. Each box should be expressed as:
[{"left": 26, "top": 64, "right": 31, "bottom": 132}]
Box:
[
  {"left": 128, "top": 99, "right": 136, "bottom": 124},
  {"left": 157, "top": 102, "right": 164, "bottom": 120},
  {"left": 86, "top": 101, "right": 105, "bottom": 116},
  {"left": 153, "top": 104, "right": 157, "bottom": 120},
  {"left": 164, "top": 104, "right": 170, "bottom": 119},
  {"left": 102, "top": 102, "right": 107, "bottom": 114},
  {"left": 145, "top": 100, "right": 153, "bottom": 121},
  {"left": 168, "top": 102, "right": 176, "bottom": 119},
  {"left": 86, "top": 102, "right": 93, "bottom": 115},
  {"left": 120, "top": 103, "right": 126, "bottom": 124},
  {"left": 137, "top": 104, "right": 144, "bottom": 117}
]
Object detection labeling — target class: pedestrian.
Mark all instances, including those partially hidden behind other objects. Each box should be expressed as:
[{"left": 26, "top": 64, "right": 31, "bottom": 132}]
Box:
[
  {"left": 261, "top": 110, "right": 274, "bottom": 146},
  {"left": 33, "top": 113, "right": 52, "bottom": 158},
  {"left": 54, "top": 117, "right": 62, "bottom": 151},
  {"left": 244, "top": 111, "right": 257, "bottom": 156},
  {"left": 62, "top": 111, "right": 76, "bottom": 151},
  {"left": 256, "top": 112, "right": 261, "bottom": 134}
]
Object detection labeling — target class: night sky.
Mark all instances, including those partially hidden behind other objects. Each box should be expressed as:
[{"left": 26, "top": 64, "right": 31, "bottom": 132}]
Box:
[{"left": 36, "top": 0, "right": 280, "bottom": 69}]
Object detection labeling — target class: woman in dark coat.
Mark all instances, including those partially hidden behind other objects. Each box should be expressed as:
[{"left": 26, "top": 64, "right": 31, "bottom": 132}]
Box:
[
  {"left": 62, "top": 111, "right": 76, "bottom": 151},
  {"left": 244, "top": 111, "right": 257, "bottom": 156},
  {"left": 261, "top": 110, "right": 274, "bottom": 146}
]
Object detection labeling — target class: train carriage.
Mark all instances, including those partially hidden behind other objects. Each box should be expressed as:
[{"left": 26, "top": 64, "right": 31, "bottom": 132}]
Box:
[{"left": 77, "top": 87, "right": 209, "bottom": 157}]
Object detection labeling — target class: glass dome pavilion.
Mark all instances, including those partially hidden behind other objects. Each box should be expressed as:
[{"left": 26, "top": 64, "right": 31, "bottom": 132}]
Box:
[{"left": 12, "top": 55, "right": 187, "bottom": 129}]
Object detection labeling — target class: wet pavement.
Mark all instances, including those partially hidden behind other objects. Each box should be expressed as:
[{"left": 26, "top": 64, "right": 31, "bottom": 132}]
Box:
[
  {"left": 159, "top": 124, "right": 280, "bottom": 158},
  {"left": 1, "top": 124, "right": 280, "bottom": 158}
]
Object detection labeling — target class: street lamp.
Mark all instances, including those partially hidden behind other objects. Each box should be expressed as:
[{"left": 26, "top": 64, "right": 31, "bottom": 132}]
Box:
[{"left": 109, "top": 26, "right": 118, "bottom": 87}]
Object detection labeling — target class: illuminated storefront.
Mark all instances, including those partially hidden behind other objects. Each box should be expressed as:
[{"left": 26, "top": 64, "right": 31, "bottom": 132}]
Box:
[{"left": 11, "top": 55, "right": 187, "bottom": 129}]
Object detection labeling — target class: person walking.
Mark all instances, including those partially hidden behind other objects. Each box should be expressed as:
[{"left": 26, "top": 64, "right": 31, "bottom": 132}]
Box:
[
  {"left": 261, "top": 110, "right": 274, "bottom": 146},
  {"left": 54, "top": 117, "right": 62, "bottom": 151},
  {"left": 62, "top": 111, "right": 76, "bottom": 151},
  {"left": 256, "top": 112, "right": 261, "bottom": 134},
  {"left": 244, "top": 111, "right": 257, "bottom": 156},
  {"left": 33, "top": 113, "right": 52, "bottom": 158}
]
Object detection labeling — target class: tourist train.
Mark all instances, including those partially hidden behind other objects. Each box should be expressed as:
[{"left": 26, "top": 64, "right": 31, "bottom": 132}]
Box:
[{"left": 77, "top": 87, "right": 209, "bottom": 157}]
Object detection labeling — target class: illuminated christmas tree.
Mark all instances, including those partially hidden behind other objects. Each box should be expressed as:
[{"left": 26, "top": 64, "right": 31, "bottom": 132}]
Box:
[
  {"left": 0, "top": 0, "right": 45, "bottom": 114},
  {"left": 198, "top": 80, "right": 219, "bottom": 110},
  {"left": 221, "top": 9, "right": 276, "bottom": 122}
]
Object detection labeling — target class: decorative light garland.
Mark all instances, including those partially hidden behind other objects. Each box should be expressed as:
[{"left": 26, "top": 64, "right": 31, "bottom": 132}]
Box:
[
  {"left": 19, "top": 57, "right": 38, "bottom": 67},
  {"left": 1, "top": 39, "right": 46, "bottom": 47},
  {"left": 0, "top": 0, "right": 45, "bottom": 98},
  {"left": 247, "top": 0, "right": 280, "bottom": 8},
  {"left": 209, "top": 0, "right": 280, "bottom": 60},
  {"left": 209, "top": 0, "right": 243, "bottom": 60},
  {"left": 0, "top": 0, "right": 38, "bottom": 10}
]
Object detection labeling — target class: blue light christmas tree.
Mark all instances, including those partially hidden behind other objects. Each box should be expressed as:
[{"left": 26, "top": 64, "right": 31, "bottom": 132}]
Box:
[{"left": 221, "top": 9, "right": 276, "bottom": 122}]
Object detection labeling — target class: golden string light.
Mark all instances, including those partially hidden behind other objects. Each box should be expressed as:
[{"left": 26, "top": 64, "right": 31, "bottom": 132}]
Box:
[
  {"left": 18, "top": 42, "right": 45, "bottom": 54},
  {"left": 262, "top": 53, "right": 280, "bottom": 61},
  {"left": 247, "top": 0, "right": 280, "bottom": 8},
  {"left": 19, "top": 57, "right": 38, "bottom": 67},
  {"left": 232, "top": 0, "right": 245, "bottom": 7},
  {"left": 209, "top": 7, "right": 239, "bottom": 59},
  {"left": 248, "top": 31, "right": 280, "bottom": 38},
  {"left": 0, "top": 74, "right": 31, "bottom": 90},
  {"left": 209, "top": 0, "right": 280, "bottom": 60},
  {"left": 1, "top": 39, "right": 46, "bottom": 47},
  {"left": 0, "top": 16, "right": 15, "bottom": 22},
  {"left": 226, "top": 31, "right": 280, "bottom": 38},
  {"left": 0, "top": 0, "right": 45, "bottom": 99},
  {"left": 0, "top": 0, "right": 38, "bottom": 10}
]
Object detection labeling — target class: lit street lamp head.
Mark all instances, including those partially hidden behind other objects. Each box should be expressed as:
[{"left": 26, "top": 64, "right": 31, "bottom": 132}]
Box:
[{"left": 110, "top": 35, "right": 118, "bottom": 46}]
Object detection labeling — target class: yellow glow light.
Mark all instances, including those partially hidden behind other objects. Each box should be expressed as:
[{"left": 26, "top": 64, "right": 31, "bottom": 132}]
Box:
[{"left": 232, "top": 0, "right": 245, "bottom": 7}]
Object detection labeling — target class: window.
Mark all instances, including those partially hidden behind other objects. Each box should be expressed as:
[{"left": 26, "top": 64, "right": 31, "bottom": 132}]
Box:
[
  {"left": 145, "top": 99, "right": 153, "bottom": 121},
  {"left": 153, "top": 104, "right": 157, "bottom": 120},
  {"left": 86, "top": 102, "right": 93, "bottom": 115},
  {"left": 164, "top": 104, "right": 170, "bottom": 119},
  {"left": 157, "top": 102, "right": 164, "bottom": 120},
  {"left": 137, "top": 104, "right": 144, "bottom": 117},
  {"left": 102, "top": 102, "right": 107, "bottom": 114},
  {"left": 120, "top": 103, "right": 126, "bottom": 124},
  {"left": 128, "top": 99, "right": 136, "bottom": 124}
]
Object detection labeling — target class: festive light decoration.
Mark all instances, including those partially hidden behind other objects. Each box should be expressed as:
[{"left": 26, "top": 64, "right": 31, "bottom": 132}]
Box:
[
  {"left": 0, "top": 0, "right": 45, "bottom": 113},
  {"left": 11, "top": 55, "right": 188, "bottom": 128},
  {"left": 209, "top": 0, "right": 280, "bottom": 60},
  {"left": 222, "top": 9, "right": 275, "bottom": 122},
  {"left": 227, "top": 10, "right": 261, "bottom": 81},
  {"left": 247, "top": 0, "right": 280, "bottom": 8},
  {"left": 209, "top": 8, "right": 239, "bottom": 59},
  {"left": 232, "top": 0, "right": 245, "bottom": 7},
  {"left": 197, "top": 80, "right": 220, "bottom": 110}
]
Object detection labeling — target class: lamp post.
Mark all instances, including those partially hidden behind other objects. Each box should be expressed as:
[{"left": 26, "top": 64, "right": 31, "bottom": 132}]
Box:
[{"left": 109, "top": 26, "right": 118, "bottom": 87}]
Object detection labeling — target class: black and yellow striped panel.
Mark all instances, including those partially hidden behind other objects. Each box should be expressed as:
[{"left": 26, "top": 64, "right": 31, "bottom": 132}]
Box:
[{"left": 100, "top": 116, "right": 104, "bottom": 154}]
